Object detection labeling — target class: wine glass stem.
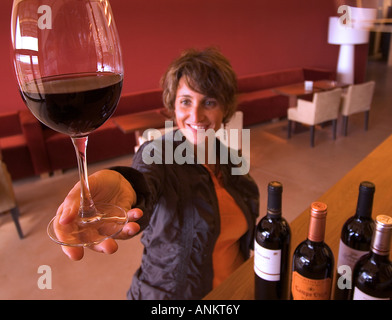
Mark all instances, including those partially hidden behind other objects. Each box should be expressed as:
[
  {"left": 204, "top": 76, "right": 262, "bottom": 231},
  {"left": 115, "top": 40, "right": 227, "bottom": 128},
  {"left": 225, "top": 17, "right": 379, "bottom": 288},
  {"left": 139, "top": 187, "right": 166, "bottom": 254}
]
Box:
[{"left": 71, "top": 136, "right": 96, "bottom": 218}]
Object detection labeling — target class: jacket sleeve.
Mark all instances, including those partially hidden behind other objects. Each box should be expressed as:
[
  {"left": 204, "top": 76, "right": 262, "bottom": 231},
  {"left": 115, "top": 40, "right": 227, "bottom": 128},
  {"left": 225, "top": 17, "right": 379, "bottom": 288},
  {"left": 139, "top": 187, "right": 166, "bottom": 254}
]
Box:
[{"left": 109, "top": 141, "right": 165, "bottom": 232}]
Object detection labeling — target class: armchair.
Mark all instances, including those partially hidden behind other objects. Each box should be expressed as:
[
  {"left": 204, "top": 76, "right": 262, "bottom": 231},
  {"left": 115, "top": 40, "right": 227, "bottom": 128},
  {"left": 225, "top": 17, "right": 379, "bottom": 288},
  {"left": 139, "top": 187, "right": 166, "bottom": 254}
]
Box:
[
  {"left": 287, "top": 88, "right": 342, "bottom": 147},
  {"left": 0, "top": 111, "right": 51, "bottom": 180},
  {"left": 340, "top": 81, "right": 375, "bottom": 136},
  {"left": 19, "top": 110, "right": 51, "bottom": 177}
]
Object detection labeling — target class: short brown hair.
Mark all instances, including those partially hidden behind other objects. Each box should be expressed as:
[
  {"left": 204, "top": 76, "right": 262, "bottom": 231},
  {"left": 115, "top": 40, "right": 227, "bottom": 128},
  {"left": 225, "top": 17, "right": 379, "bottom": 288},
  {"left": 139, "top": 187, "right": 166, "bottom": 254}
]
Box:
[{"left": 161, "top": 47, "right": 238, "bottom": 124}]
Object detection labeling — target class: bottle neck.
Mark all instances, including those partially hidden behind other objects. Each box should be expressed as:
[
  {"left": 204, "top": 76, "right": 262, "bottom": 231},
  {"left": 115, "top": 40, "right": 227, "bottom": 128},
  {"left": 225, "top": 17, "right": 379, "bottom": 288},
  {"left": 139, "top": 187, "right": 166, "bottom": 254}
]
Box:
[
  {"left": 307, "top": 213, "right": 326, "bottom": 242},
  {"left": 355, "top": 202, "right": 373, "bottom": 218},
  {"left": 266, "top": 181, "right": 282, "bottom": 217},
  {"left": 371, "top": 224, "right": 391, "bottom": 256},
  {"left": 267, "top": 203, "right": 281, "bottom": 217},
  {"left": 266, "top": 211, "right": 282, "bottom": 219},
  {"left": 355, "top": 182, "right": 375, "bottom": 218}
]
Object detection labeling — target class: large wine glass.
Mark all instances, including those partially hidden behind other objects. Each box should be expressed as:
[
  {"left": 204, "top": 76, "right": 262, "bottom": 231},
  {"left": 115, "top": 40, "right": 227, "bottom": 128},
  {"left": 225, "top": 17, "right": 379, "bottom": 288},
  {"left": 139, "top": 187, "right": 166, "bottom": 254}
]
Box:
[{"left": 11, "top": 0, "right": 128, "bottom": 246}]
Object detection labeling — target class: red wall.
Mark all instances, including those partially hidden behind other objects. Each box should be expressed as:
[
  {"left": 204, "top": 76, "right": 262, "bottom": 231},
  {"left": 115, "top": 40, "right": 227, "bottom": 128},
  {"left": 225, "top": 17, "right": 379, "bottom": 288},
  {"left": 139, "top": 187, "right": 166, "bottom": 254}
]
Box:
[{"left": 2, "top": 0, "right": 358, "bottom": 114}]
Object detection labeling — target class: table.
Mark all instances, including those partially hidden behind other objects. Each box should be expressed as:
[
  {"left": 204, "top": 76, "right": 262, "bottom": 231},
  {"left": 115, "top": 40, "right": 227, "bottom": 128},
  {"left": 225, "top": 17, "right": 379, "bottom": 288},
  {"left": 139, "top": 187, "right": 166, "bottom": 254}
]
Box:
[
  {"left": 273, "top": 80, "right": 348, "bottom": 107},
  {"left": 113, "top": 108, "right": 171, "bottom": 135},
  {"left": 313, "top": 80, "right": 348, "bottom": 90},
  {"left": 204, "top": 134, "right": 392, "bottom": 300},
  {"left": 113, "top": 108, "right": 172, "bottom": 148}
]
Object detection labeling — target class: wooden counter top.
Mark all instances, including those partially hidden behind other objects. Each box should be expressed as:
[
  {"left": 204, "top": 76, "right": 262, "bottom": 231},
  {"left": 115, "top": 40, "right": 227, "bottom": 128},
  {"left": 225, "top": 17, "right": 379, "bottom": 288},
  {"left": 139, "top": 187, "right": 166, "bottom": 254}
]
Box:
[{"left": 204, "top": 134, "right": 392, "bottom": 300}]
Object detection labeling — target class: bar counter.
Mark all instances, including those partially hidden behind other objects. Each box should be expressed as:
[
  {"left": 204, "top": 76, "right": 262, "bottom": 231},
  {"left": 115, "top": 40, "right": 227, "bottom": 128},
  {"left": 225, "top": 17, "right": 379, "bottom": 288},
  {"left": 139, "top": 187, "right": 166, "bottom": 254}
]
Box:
[{"left": 204, "top": 134, "right": 392, "bottom": 300}]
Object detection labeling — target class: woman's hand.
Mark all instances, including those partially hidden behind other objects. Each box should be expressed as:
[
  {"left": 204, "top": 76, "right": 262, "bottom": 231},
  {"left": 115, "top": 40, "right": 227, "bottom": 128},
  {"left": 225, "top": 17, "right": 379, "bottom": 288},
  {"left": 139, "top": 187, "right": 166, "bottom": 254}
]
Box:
[{"left": 55, "top": 169, "right": 143, "bottom": 261}]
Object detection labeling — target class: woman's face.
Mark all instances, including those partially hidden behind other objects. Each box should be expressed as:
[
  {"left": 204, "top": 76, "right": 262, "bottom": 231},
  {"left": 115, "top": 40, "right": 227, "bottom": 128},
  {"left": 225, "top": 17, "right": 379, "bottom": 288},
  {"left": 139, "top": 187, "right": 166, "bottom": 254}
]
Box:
[{"left": 174, "top": 77, "right": 225, "bottom": 145}]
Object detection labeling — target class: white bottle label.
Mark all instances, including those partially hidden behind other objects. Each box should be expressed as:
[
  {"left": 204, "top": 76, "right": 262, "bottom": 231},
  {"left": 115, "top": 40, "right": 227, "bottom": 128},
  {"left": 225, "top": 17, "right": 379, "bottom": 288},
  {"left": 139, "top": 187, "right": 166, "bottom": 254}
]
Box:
[
  {"left": 337, "top": 239, "right": 369, "bottom": 273},
  {"left": 353, "top": 287, "right": 390, "bottom": 300},
  {"left": 254, "top": 240, "right": 281, "bottom": 281}
]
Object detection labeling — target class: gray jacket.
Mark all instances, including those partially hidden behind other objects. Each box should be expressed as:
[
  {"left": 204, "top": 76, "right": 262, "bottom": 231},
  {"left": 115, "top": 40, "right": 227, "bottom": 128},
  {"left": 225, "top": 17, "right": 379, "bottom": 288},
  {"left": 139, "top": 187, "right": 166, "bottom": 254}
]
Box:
[{"left": 112, "top": 132, "right": 259, "bottom": 300}]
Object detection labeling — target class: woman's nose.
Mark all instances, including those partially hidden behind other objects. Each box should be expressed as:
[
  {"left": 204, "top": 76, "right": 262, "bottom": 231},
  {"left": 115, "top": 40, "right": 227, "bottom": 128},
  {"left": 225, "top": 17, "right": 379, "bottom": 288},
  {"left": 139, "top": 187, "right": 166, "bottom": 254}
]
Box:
[{"left": 189, "top": 105, "right": 204, "bottom": 123}]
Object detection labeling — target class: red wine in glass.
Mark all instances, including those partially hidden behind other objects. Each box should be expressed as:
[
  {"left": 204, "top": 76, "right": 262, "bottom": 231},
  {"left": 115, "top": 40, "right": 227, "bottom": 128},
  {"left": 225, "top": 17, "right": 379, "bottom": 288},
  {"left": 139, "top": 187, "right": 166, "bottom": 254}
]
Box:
[{"left": 21, "top": 72, "right": 123, "bottom": 137}]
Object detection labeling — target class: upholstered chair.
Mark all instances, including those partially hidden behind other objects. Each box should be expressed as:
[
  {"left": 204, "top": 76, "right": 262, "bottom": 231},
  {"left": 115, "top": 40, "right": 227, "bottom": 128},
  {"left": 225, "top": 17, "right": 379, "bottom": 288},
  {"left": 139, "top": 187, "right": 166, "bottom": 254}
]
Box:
[
  {"left": 340, "top": 81, "right": 375, "bottom": 136},
  {"left": 287, "top": 88, "right": 342, "bottom": 147}
]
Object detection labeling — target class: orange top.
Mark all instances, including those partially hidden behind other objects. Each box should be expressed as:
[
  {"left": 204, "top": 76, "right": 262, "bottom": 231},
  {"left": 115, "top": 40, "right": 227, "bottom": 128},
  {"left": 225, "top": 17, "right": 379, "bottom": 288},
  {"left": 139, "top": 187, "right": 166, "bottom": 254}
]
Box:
[{"left": 203, "top": 165, "right": 248, "bottom": 288}]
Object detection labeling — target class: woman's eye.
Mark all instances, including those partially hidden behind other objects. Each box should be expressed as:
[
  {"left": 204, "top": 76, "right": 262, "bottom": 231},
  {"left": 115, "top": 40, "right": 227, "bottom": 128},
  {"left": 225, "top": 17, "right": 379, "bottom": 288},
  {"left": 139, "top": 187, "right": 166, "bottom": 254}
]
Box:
[
  {"left": 205, "top": 99, "right": 217, "bottom": 108},
  {"left": 180, "top": 99, "right": 191, "bottom": 106}
]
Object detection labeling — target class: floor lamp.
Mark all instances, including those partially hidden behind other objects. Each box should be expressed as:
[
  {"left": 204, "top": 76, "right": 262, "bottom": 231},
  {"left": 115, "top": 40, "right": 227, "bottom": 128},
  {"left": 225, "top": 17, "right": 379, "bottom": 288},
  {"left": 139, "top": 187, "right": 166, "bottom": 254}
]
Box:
[{"left": 328, "top": 7, "right": 376, "bottom": 84}]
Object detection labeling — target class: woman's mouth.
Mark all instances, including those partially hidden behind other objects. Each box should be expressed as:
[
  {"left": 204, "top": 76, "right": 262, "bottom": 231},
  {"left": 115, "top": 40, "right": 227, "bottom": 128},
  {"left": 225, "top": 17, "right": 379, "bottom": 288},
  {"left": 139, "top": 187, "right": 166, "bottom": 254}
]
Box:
[{"left": 186, "top": 123, "right": 211, "bottom": 131}]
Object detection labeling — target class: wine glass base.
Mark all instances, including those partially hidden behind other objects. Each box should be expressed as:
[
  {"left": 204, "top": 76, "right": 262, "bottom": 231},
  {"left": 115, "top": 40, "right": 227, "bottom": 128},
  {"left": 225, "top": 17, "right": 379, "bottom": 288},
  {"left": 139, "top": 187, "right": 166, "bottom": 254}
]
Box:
[{"left": 47, "top": 203, "right": 128, "bottom": 247}]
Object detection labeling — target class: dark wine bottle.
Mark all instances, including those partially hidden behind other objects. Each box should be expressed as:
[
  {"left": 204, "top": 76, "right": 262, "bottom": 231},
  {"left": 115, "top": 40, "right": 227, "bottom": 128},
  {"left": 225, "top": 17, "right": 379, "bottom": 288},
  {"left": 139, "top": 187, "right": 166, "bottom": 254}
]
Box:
[
  {"left": 351, "top": 215, "right": 392, "bottom": 300},
  {"left": 291, "top": 202, "right": 334, "bottom": 300},
  {"left": 334, "top": 181, "right": 375, "bottom": 300},
  {"left": 254, "top": 181, "right": 291, "bottom": 300}
]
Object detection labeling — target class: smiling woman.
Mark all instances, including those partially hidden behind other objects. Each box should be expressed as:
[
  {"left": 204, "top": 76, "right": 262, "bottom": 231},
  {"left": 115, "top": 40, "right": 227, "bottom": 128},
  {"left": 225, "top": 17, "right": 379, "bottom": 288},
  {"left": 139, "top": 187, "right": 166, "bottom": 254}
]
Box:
[{"left": 54, "top": 47, "right": 260, "bottom": 300}]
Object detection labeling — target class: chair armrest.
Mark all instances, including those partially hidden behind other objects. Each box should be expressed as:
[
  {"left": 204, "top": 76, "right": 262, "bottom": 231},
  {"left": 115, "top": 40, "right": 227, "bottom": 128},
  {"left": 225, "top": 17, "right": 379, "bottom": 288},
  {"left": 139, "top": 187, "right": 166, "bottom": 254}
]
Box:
[
  {"left": 340, "top": 92, "right": 348, "bottom": 114},
  {"left": 297, "top": 99, "right": 315, "bottom": 113},
  {"left": 296, "top": 99, "right": 316, "bottom": 124},
  {"left": 18, "top": 110, "right": 51, "bottom": 175}
]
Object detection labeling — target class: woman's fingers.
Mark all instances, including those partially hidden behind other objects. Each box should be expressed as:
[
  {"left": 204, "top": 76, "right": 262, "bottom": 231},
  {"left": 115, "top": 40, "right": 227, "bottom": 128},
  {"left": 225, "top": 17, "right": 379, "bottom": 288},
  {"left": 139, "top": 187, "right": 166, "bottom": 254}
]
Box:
[
  {"left": 61, "top": 245, "right": 84, "bottom": 261},
  {"left": 58, "top": 184, "right": 81, "bottom": 225},
  {"left": 129, "top": 208, "right": 143, "bottom": 221},
  {"left": 90, "top": 238, "right": 118, "bottom": 254},
  {"left": 113, "top": 208, "right": 143, "bottom": 240},
  {"left": 116, "top": 222, "right": 141, "bottom": 239},
  {"left": 61, "top": 237, "right": 118, "bottom": 260},
  {"left": 60, "top": 238, "right": 118, "bottom": 260}
]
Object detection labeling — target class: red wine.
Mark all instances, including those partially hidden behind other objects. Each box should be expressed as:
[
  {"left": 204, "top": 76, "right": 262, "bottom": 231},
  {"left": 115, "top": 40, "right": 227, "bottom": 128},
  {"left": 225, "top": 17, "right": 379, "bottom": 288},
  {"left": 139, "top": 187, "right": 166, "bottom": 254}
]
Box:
[
  {"left": 351, "top": 215, "right": 392, "bottom": 300},
  {"left": 291, "top": 202, "right": 334, "bottom": 300},
  {"left": 334, "top": 181, "right": 375, "bottom": 300},
  {"left": 254, "top": 181, "right": 291, "bottom": 300},
  {"left": 20, "top": 72, "right": 123, "bottom": 137}
]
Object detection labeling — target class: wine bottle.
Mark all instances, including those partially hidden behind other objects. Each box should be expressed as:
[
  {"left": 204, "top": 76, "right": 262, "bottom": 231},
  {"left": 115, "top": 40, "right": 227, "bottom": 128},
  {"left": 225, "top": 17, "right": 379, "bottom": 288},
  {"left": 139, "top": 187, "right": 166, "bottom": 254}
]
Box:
[
  {"left": 291, "top": 202, "right": 334, "bottom": 300},
  {"left": 351, "top": 215, "right": 392, "bottom": 300},
  {"left": 254, "top": 181, "right": 291, "bottom": 300},
  {"left": 334, "top": 181, "right": 375, "bottom": 300}
]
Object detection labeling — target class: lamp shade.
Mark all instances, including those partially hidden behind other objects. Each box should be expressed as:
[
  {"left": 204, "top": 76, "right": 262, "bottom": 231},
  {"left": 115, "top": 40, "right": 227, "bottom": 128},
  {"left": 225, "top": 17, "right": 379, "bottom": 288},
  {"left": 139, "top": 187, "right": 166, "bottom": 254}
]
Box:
[
  {"left": 328, "top": 17, "right": 369, "bottom": 45},
  {"left": 328, "top": 7, "right": 377, "bottom": 45}
]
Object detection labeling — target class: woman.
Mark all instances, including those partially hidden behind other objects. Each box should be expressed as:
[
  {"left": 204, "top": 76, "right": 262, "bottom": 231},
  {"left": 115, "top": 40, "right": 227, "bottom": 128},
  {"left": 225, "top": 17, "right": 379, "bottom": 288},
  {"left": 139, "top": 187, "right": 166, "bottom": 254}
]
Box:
[{"left": 57, "top": 47, "right": 260, "bottom": 299}]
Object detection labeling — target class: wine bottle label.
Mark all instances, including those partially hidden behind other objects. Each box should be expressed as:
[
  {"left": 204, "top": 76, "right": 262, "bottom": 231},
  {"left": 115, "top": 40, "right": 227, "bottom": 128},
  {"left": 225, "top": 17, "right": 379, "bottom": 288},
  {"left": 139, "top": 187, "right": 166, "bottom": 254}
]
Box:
[
  {"left": 254, "top": 241, "right": 281, "bottom": 281},
  {"left": 337, "top": 239, "right": 369, "bottom": 273},
  {"left": 353, "top": 287, "right": 390, "bottom": 300},
  {"left": 291, "top": 271, "right": 331, "bottom": 300}
]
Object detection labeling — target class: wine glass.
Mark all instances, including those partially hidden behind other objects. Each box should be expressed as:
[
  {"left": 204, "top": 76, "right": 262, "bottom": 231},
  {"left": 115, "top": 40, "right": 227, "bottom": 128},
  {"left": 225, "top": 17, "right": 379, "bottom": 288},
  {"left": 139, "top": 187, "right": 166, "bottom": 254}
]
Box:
[{"left": 11, "top": 0, "right": 128, "bottom": 246}]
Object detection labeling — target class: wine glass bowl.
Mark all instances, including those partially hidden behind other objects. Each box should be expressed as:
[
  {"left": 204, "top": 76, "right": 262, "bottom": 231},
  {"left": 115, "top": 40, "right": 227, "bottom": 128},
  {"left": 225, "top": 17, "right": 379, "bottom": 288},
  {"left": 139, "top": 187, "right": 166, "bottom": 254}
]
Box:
[{"left": 11, "top": 0, "right": 128, "bottom": 246}]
